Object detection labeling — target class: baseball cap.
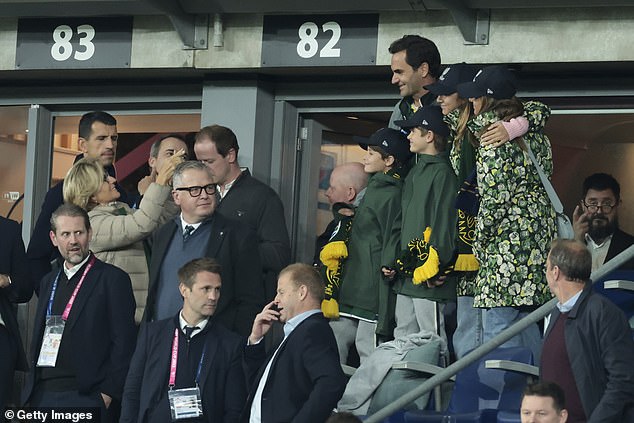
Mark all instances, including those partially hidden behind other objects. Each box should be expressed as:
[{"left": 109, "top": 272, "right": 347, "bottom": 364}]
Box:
[
  {"left": 355, "top": 128, "right": 413, "bottom": 163},
  {"left": 424, "top": 63, "right": 478, "bottom": 96},
  {"left": 456, "top": 65, "right": 517, "bottom": 100},
  {"left": 393, "top": 105, "right": 449, "bottom": 138}
]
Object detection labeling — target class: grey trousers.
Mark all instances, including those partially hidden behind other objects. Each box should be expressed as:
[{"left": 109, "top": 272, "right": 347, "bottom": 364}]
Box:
[
  {"left": 330, "top": 316, "right": 377, "bottom": 364},
  {"left": 393, "top": 294, "right": 447, "bottom": 345}
]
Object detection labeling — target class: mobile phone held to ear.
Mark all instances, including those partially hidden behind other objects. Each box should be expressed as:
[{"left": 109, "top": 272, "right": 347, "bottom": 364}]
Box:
[{"left": 270, "top": 304, "right": 280, "bottom": 312}]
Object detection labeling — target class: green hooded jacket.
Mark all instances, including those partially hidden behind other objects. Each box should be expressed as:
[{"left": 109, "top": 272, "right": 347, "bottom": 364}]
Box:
[
  {"left": 338, "top": 170, "right": 404, "bottom": 338},
  {"left": 396, "top": 153, "right": 458, "bottom": 301}
]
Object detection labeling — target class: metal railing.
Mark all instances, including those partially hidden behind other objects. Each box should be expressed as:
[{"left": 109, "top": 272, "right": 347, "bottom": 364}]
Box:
[{"left": 365, "top": 244, "right": 634, "bottom": 423}]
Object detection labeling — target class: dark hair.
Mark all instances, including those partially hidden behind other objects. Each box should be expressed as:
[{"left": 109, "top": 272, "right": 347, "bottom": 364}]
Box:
[
  {"left": 195, "top": 125, "right": 239, "bottom": 157},
  {"left": 280, "top": 263, "right": 325, "bottom": 302},
  {"left": 79, "top": 111, "right": 116, "bottom": 140},
  {"left": 523, "top": 382, "right": 566, "bottom": 412},
  {"left": 582, "top": 173, "right": 620, "bottom": 202},
  {"left": 479, "top": 97, "right": 524, "bottom": 122},
  {"left": 388, "top": 35, "right": 441, "bottom": 78},
  {"left": 150, "top": 134, "right": 188, "bottom": 159},
  {"left": 414, "top": 127, "right": 447, "bottom": 153},
  {"left": 367, "top": 145, "right": 406, "bottom": 170},
  {"left": 50, "top": 203, "right": 91, "bottom": 233},
  {"left": 548, "top": 239, "right": 591, "bottom": 283},
  {"left": 178, "top": 257, "right": 222, "bottom": 289}
]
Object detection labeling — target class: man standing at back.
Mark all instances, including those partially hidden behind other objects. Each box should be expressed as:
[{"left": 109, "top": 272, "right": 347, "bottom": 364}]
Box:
[
  {"left": 315, "top": 162, "right": 369, "bottom": 265},
  {"left": 541, "top": 239, "right": 634, "bottom": 422},
  {"left": 572, "top": 172, "right": 634, "bottom": 270},
  {"left": 134, "top": 133, "right": 189, "bottom": 205},
  {"left": 388, "top": 35, "right": 442, "bottom": 128},
  {"left": 194, "top": 125, "right": 291, "bottom": 301},
  {"left": 27, "top": 111, "right": 130, "bottom": 287}
]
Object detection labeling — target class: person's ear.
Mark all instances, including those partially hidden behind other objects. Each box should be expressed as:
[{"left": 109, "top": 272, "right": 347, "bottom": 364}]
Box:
[
  {"left": 172, "top": 190, "right": 181, "bottom": 205},
  {"left": 148, "top": 156, "right": 156, "bottom": 170},
  {"left": 384, "top": 155, "right": 395, "bottom": 168},
  {"left": 416, "top": 62, "right": 429, "bottom": 79},
  {"left": 346, "top": 187, "right": 356, "bottom": 203},
  {"left": 559, "top": 409, "right": 568, "bottom": 423},
  {"left": 49, "top": 231, "right": 58, "bottom": 247},
  {"left": 298, "top": 285, "right": 308, "bottom": 300},
  {"left": 226, "top": 148, "right": 237, "bottom": 164},
  {"left": 78, "top": 138, "right": 88, "bottom": 153},
  {"left": 179, "top": 283, "right": 188, "bottom": 298}
]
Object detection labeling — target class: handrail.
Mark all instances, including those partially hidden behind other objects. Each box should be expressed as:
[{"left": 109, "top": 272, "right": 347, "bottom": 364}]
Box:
[{"left": 364, "top": 244, "right": 634, "bottom": 423}]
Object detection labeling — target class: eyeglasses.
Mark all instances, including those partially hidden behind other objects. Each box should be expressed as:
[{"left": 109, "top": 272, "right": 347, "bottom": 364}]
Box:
[
  {"left": 582, "top": 200, "right": 615, "bottom": 213},
  {"left": 175, "top": 184, "right": 216, "bottom": 197}
]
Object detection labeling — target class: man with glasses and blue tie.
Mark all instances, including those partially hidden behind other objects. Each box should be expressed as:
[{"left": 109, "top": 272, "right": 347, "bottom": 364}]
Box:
[
  {"left": 143, "top": 161, "right": 264, "bottom": 336},
  {"left": 572, "top": 173, "right": 634, "bottom": 271}
]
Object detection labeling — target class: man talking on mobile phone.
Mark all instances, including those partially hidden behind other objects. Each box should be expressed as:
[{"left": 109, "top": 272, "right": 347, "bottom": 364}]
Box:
[
  {"left": 572, "top": 173, "right": 634, "bottom": 271},
  {"left": 242, "top": 263, "right": 346, "bottom": 423}
]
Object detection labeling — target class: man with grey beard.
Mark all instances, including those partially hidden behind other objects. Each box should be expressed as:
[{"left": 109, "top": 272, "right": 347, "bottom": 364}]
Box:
[{"left": 572, "top": 173, "right": 634, "bottom": 270}]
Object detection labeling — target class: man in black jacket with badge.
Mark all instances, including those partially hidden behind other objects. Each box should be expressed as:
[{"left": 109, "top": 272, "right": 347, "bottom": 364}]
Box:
[
  {"left": 22, "top": 204, "right": 136, "bottom": 422},
  {"left": 122, "top": 257, "right": 246, "bottom": 423}
]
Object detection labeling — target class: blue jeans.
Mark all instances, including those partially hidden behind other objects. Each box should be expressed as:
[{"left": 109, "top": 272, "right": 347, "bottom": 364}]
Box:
[
  {"left": 482, "top": 306, "right": 543, "bottom": 364},
  {"left": 453, "top": 296, "right": 484, "bottom": 359}
]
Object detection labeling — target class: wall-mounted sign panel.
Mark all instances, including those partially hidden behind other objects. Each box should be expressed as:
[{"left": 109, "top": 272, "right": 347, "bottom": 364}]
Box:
[
  {"left": 261, "top": 14, "right": 378, "bottom": 67},
  {"left": 16, "top": 17, "right": 133, "bottom": 69}
]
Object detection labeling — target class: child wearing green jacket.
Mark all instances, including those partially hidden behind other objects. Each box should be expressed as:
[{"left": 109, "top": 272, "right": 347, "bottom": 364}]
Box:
[{"left": 324, "top": 128, "right": 412, "bottom": 364}]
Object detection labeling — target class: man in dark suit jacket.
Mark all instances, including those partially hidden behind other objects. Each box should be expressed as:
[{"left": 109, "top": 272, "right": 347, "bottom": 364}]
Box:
[
  {"left": 573, "top": 172, "right": 634, "bottom": 270},
  {"left": 27, "top": 111, "right": 131, "bottom": 290},
  {"left": 0, "top": 216, "right": 33, "bottom": 406},
  {"left": 22, "top": 204, "right": 136, "bottom": 422},
  {"left": 144, "top": 160, "right": 264, "bottom": 337},
  {"left": 194, "top": 125, "right": 291, "bottom": 301},
  {"left": 242, "top": 263, "right": 346, "bottom": 423},
  {"left": 121, "top": 257, "right": 247, "bottom": 423}
]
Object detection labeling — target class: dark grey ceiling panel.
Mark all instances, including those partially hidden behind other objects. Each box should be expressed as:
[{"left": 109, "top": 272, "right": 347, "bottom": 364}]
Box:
[{"left": 1, "top": 0, "right": 632, "bottom": 18}]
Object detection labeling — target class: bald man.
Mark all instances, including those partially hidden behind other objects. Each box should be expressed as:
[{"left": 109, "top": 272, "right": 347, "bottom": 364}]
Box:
[{"left": 314, "top": 163, "right": 369, "bottom": 265}]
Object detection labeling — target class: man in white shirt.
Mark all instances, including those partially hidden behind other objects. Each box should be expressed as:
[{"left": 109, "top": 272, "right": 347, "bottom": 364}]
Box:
[
  {"left": 242, "top": 263, "right": 346, "bottom": 423},
  {"left": 121, "top": 257, "right": 247, "bottom": 423}
]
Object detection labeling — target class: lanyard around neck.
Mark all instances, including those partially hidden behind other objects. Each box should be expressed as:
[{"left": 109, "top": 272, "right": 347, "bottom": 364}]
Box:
[
  {"left": 168, "top": 327, "right": 208, "bottom": 389},
  {"left": 47, "top": 255, "right": 96, "bottom": 320}
]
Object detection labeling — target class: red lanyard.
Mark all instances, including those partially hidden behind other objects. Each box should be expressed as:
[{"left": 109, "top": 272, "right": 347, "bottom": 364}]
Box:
[
  {"left": 47, "top": 255, "right": 96, "bottom": 320},
  {"left": 168, "top": 327, "right": 207, "bottom": 389}
]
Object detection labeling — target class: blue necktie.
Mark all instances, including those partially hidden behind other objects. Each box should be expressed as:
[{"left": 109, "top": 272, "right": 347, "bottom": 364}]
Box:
[{"left": 183, "top": 225, "right": 195, "bottom": 242}]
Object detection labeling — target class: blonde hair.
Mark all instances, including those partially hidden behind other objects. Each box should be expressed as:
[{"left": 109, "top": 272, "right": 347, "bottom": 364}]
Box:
[{"left": 63, "top": 158, "right": 105, "bottom": 210}]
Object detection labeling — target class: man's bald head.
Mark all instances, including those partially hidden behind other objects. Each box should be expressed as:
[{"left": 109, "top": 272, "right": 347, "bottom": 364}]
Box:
[{"left": 325, "top": 162, "right": 369, "bottom": 205}]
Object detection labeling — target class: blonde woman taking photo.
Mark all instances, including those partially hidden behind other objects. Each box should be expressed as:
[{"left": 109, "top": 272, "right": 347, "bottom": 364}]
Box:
[{"left": 63, "top": 152, "right": 184, "bottom": 322}]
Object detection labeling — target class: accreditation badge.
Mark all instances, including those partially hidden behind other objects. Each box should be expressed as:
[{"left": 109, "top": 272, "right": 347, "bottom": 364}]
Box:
[
  {"left": 36, "top": 315, "right": 65, "bottom": 367},
  {"left": 168, "top": 386, "right": 203, "bottom": 421}
]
